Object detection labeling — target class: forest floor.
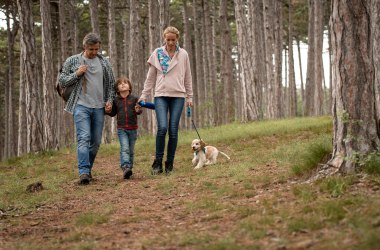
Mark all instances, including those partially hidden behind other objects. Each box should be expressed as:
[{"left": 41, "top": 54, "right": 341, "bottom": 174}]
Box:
[{"left": 1, "top": 117, "right": 380, "bottom": 250}]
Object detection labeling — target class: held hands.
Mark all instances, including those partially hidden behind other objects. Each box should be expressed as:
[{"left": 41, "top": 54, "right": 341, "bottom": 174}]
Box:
[{"left": 104, "top": 101, "right": 112, "bottom": 113}]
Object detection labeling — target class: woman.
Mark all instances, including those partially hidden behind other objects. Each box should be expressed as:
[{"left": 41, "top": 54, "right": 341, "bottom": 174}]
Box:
[{"left": 138, "top": 26, "right": 193, "bottom": 175}]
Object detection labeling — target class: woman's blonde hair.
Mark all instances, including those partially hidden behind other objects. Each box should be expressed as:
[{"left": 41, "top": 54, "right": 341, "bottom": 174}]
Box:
[
  {"left": 163, "top": 26, "right": 180, "bottom": 39},
  {"left": 115, "top": 76, "right": 132, "bottom": 94}
]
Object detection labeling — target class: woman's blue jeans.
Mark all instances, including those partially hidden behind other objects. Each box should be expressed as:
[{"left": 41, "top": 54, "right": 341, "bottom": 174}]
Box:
[
  {"left": 117, "top": 129, "right": 137, "bottom": 169},
  {"left": 154, "top": 97, "right": 185, "bottom": 163},
  {"left": 73, "top": 104, "right": 104, "bottom": 176}
]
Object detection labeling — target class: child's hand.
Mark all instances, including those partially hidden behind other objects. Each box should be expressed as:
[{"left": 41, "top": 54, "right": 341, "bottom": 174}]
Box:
[{"left": 135, "top": 105, "right": 142, "bottom": 113}]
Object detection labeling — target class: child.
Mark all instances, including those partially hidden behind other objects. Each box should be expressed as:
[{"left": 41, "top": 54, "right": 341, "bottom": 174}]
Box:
[{"left": 107, "top": 76, "right": 142, "bottom": 179}]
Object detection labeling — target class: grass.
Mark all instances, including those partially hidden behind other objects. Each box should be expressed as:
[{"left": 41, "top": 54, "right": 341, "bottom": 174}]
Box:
[{"left": 1, "top": 116, "right": 380, "bottom": 250}]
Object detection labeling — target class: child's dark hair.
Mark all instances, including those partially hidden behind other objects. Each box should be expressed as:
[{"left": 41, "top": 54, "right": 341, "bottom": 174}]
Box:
[{"left": 115, "top": 76, "right": 132, "bottom": 95}]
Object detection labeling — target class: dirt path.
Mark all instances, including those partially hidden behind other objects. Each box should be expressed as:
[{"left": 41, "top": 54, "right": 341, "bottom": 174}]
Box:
[{"left": 1, "top": 150, "right": 379, "bottom": 249}]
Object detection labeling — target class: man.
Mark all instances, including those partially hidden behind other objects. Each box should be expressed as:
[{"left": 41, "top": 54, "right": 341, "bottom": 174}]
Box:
[{"left": 59, "top": 33, "right": 115, "bottom": 185}]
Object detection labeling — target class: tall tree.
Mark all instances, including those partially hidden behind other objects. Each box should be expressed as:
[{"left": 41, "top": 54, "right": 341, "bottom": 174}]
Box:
[
  {"left": 89, "top": 0, "right": 100, "bottom": 34},
  {"left": 147, "top": 0, "right": 160, "bottom": 134},
  {"left": 17, "top": 30, "right": 27, "bottom": 156},
  {"left": 4, "top": 4, "right": 18, "bottom": 158},
  {"left": 288, "top": 0, "right": 297, "bottom": 117},
  {"left": 40, "top": 0, "right": 58, "bottom": 149},
  {"left": 17, "top": 0, "right": 44, "bottom": 153},
  {"left": 263, "top": 0, "right": 275, "bottom": 119},
  {"left": 234, "top": 0, "right": 260, "bottom": 121},
  {"left": 313, "top": 0, "right": 324, "bottom": 115},
  {"left": 159, "top": 0, "right": 170, "bottom": 31},
  {"left": 193, "top": 0, "right": 205, "bottom": 125},
  {"left": 58, "top": 0, "right": 75, "bottom": 147},
  {"left": 104, "top": 0, "right": 118, "bottom": 143},
  {"left": 324, "top": 0, "right": 380, "bottom": 175},
  {"left": 129, "top": 0, "right": 145, "bottom": 131},
  {"left": 274, "top": 0, "right": 283, "bottom": 118},
  {"left": 371, "top": 1, "right": 380, "bottom": 121},
  {"left": 182, "top": 0, "right": 194, "bottom": 129},
  {"left": 305, "top": 0, "right": 315, "bottom": 116},
  {"left": 219, "top": 0, "right": 234, "bottom": 123}
]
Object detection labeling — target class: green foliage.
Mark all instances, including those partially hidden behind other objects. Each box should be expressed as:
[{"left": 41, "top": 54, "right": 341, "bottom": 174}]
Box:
[
  {"left": 319, "top": 176, "right": 356, "bottom": 197},
  {"left": 363, "top": 152, "right": 380, "bottom": 175}
]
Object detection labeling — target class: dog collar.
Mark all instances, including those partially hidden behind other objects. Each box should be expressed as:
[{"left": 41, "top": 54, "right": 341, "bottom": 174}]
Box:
[{"left": 194, "top": 148, "right": 206, "bottom": 156}]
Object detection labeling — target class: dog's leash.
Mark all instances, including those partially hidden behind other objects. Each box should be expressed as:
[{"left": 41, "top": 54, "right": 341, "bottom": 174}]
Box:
[{"left": 188, "top": 106, "right": 202, "bottom": 140}]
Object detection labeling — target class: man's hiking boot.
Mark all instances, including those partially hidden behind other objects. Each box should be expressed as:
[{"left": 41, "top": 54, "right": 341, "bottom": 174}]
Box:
[
  {"left": 79, "top": 174, "right": 90, "bottom": 185},
  {"left": 123, "top": 167, "right": 133, "bottom": 179},
  {"left": 89, "top": 172, "right": 93, "bottom": 181},
  {"left": 151, "top": 159, "right": 163, "bottom": 175},
  {"left": 165, "top": 161, "right": 174, "bottom": 174}
]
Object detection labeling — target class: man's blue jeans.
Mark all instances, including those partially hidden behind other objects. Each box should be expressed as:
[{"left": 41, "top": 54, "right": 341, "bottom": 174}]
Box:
[
  {"left": 154, "top": 97, "right": 185, "bottom": 163},
  {"left": 117, "top": 129, "right": 137, "bottom": 169},
  {"left": 73, "top": 104, "right": 104, "bottom": 176}
]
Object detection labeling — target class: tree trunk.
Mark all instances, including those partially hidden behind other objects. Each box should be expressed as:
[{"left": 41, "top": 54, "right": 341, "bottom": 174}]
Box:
[
  {"left": 129, "top": 0, "right": 145, "bottom": 131},
  {"left": 296, "top": 38, "right": 305, "bottom": 116},
  {"left": 313, "top": 0, "right": 324, "bottom": 115},
  {"left": 193, "top": 0, "right": 205, "bottom": 126},
  {"left": 18, "top": 31, "right": 27, "bottom": 156},
  {"left": 17, "top": 0, "right": 44, "bottom": 153},
  {"left": 5, "top": 6, "right": 19, "bottom": 159},
  {"left": 263, "top": 0, "right": 275, "bottom": 119},
  {"left": 234, "top": 0, "right": 261, "bottom": 122},
  {"left": 89, "top": 0, "right": 100, "bottom": 34},
  {"left": 41, "top": 0, "right": 58, "bottom": 150},
  {"left": 371, "top": 1, "right": 380, "bottom": 122},
  {"left": 104, "top": 0, "right": 118, "bottom": 144},
  {"left": 220, "top": 0, "right": 234, "bottom": 124},
  {"left": 158, "top": 0, "right": 170, "bottom": 31},
  {"left": 274, "top": 0, "right": 283, "bottom": 118},
  {"left": 325, "top": 0, "right": 380, "bottom": 176},
  {"left": 148, "top": 0, "right": 160, "bottom": 134},
  {"left": 121, "top": 1, "right": 129, "bottom": 76},
  {"left": 305, "top": 0, "right": 315, "bottom": 116},
  {"left": 59, "top": 0, "right": 75, "bottom": 147},
  {"left": 288, "top": 0, "right": 297, "bottom": 117},
  {"left": 203, "top": 0, "right": 217, "bottom": 125}
]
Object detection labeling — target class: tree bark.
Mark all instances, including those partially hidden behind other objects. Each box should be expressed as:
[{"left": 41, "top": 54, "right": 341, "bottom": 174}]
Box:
[
  {"left": 4, "top": 6, "right": 19, "bottom": 159},
  {"left": 158, "top": 0, "right": 170, "bottom": 31},
  {"left": 305, "top": 0, "right": 315, "bottom": 116},
  {"left": 220, "top": 0, "right": 234, "bottom": 123},
  {"left": 18, "top": 31, "right": 27, "bottom": 156},
  {"left": 288, "top": 0, "right": 297, "bottom": 117},
  {"left": 148, "top": 0, "right": 160, "bottom": 134},
  {"left": 263, "top": 0, "right": 275, "bottom": 119},
  {"left": 89, "top": 0, "right": 100, "bottom": 34},
  {"left": 193, "top": 0, "right": 205, "bottom": 125},
  {"left": 274, "top": 0, "right": 283, "bottom": 118},
  {"left": 371, "top": 1, "right": 380, "bottom": 122},
  {"left": 41, "top": 0, "right": 58, "bottom": 150},
  {"left": 325, "top": 0, "right": 380, "bottom": 175},
  {"left": 313, "top": 0, "right": 324, "bottom": 115},
  {"left": 17, "top": 0, "right": 44, "bottom": 153}
]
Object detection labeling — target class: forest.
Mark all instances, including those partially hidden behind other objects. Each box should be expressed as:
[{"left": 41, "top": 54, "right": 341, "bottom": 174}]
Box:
[
  {"left": 0, "top": 0, "right": 379, "bottom": 176},
  {"left": 1, "top": 1, "right": 380, "bottom": 249}
]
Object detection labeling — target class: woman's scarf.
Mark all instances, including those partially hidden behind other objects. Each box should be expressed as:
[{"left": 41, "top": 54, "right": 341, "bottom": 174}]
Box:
[{"left": 157, "top": 44, "right": 180, "bottom": 75}]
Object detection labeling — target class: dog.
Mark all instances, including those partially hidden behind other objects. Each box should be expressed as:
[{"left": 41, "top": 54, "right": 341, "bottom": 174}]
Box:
[{"left": 191, "top": 139, "right": 230, "bottom": 169}]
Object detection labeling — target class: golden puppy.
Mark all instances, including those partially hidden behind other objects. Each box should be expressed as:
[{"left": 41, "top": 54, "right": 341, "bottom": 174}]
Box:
[{"left": 191, "top": 139, "right": 230, "bottom": 169}]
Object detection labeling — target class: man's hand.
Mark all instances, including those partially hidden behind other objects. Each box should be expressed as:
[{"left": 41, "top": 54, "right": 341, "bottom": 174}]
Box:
[{"left": 105, "top": 101, "right": 112, "bottom": 113}]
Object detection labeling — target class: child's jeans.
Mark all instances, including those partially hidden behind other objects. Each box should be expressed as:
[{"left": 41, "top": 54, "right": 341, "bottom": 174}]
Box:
[{"left": 117, "top": 128, "right": 138, "bottom": 169}]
